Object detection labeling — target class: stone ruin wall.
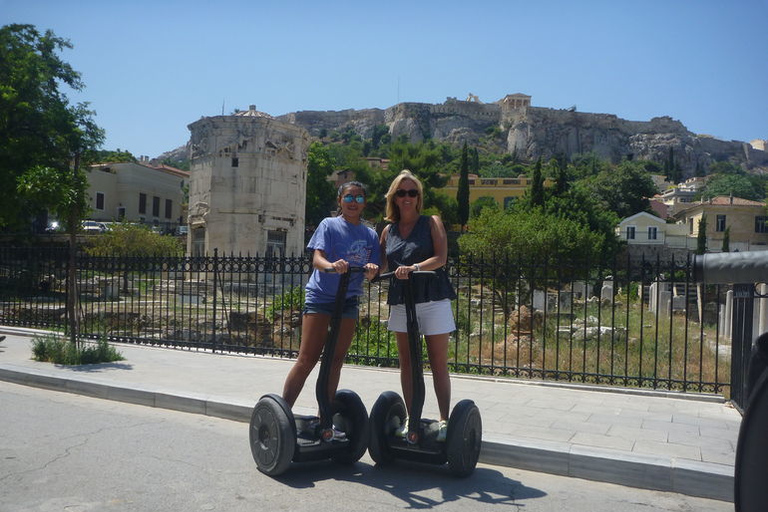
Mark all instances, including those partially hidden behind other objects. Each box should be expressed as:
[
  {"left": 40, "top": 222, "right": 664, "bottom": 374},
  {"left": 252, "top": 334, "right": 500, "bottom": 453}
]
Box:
[{"left": 187, "top": 115, "right": 310, "bottom": 257}]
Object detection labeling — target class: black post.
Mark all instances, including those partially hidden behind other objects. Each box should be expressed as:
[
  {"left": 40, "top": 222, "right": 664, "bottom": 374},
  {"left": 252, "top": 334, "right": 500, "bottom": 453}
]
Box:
[
  {"left": 212, "top": 248, "right": 218, "bottom": 353},
  {"left": 731, "top": 284, "right": 755, "bottom": 410}
]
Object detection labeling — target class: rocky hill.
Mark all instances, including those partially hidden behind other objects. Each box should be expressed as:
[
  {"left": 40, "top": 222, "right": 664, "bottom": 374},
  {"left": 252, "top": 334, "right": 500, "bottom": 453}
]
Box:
[{"left": 163, "top": 94, "right": 768, "bottom": 177}]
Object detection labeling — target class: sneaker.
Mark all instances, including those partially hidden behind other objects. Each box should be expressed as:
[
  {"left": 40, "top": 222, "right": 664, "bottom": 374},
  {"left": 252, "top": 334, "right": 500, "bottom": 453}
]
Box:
[
  {"left": 436, "top": 420, "right": 448, "bottom": 442},
  {"left": 331, "top": 427, "right": 347, "bottom": 441},
  {"left": 394, "top": 417, "right": 409, "bottom": 438}
]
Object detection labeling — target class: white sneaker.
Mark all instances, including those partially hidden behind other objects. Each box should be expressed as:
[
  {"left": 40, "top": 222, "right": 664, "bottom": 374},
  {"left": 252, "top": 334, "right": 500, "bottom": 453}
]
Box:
[
  {"left": 394, "top": 417, "right": 409, "bottom": 438},
  {"left": 436, "top": 420, "right": 448, "bottom": 442}
]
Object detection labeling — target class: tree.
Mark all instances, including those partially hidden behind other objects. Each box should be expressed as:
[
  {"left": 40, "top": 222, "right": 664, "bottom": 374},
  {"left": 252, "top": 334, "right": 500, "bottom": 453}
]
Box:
[
  {"left": 696, "top": 215, "right": 708, "bottom": 255},
  {"left": 530, "top": 158, "right": 545, "bottom": 207},
  {"left": 578, "top": 160, "right": 658, "bottom": 219},
  {"left": 84, "top": 223, "right": 184, "bottom": 292},
  {"left": 457, "top": 142, "right": 470, "bottom": 229},
  {"left": 458, "top": 207, "right": 606, "bottom": 315},
  {"left": 470, "top": 196, "right": 498, "bottom": 218},
  {"left": 702, "top": 173, "right": 764, "bottom": 201},
  {"left": 722, "top": 227, "right": 730, "bottom": 252},
  {"left": 304, "top": 142, "right": 337, "bottom": 227},
  {"left": 0, "top": 24, "right": 104, "bottom": 232}
]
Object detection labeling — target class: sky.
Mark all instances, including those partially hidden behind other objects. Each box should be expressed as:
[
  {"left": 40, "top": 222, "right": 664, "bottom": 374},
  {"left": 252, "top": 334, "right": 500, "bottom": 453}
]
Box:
[{"left": 3, "top": 0, "right": 767, "bottom": 159}]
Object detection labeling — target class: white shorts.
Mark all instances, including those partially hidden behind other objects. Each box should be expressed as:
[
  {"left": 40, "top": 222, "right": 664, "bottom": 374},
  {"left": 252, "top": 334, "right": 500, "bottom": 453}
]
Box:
[{"left": 387, "top": 299, "right": 456, "bottom": 336}]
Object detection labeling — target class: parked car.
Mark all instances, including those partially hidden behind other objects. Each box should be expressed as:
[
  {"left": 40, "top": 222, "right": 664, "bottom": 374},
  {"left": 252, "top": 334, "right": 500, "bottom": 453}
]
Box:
[
  {"left": 176, "top": 225, "right": 189, "bottom": 236},
  {"left": 81, "top": 220, "right": 107, "bottom": 233}
]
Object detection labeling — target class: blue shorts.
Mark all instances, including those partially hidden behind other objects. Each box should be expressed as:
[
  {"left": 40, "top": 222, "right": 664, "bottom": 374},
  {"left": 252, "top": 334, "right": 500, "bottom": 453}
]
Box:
[{"left": 303, "top": 296, "right": 360, "bottom": 319}]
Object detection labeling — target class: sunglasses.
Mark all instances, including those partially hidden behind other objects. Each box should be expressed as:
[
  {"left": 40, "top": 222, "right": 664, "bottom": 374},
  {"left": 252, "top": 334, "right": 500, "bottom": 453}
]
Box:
[
  {"left": 342, "top": 194, "right": 366, "bottom": 204},
  {"left": 395, "top": 189, "right": 419, "bottom": 198}
]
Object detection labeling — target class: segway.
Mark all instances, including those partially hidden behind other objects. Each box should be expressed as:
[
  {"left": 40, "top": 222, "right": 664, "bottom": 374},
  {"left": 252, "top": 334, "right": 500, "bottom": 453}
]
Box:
[
  {"left": 249, "top": 267, "right": 369, "bottom": 476},
  {"left": 368, "top": 270, "right": 482, "bottom": 476}
]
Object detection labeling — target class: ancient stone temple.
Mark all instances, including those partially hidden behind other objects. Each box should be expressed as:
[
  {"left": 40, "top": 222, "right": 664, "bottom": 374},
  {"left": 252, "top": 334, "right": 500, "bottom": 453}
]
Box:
[{"left": 187, "top": 106, "right": 310, "bottom": 257}]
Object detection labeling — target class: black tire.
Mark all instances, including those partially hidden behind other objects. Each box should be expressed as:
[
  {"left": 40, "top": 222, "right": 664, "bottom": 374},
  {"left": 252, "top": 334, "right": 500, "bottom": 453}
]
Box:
[
  {"left": 331, "top": 389, "right": 369, "bottom": 465},
  {"left": 249, "top": 394, "right": 296, "bottom": 476},
  {"left": 368, "top": 391, "right": 406, "bottom": 466},
  {"left": 446, "top": 399, "right": 482, "bottom": 477}
]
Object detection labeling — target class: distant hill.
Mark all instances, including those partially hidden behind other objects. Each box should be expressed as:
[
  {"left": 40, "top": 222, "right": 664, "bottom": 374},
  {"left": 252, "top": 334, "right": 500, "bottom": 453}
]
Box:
[{"left": 160, "top": 95, "right": 768, "bottom": 177}]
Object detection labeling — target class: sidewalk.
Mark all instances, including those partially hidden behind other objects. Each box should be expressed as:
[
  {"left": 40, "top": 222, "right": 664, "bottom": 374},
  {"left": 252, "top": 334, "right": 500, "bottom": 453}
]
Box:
[{"left": 0, "top": 327, "right": 738, "bottom": 502}]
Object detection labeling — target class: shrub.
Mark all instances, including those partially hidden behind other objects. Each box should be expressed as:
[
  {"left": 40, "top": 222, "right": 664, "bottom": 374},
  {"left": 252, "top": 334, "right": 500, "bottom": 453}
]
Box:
[{"left": 31, "top": 334, "right": 124, "bottom": 365}]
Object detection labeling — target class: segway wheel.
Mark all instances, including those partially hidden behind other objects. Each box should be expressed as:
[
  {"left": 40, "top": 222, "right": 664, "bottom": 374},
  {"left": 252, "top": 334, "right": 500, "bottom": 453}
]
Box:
[
  {"left": 446, "top": 399, "right": 482, "bottom": 477},
  {"left": 330, "top": 389, "right": 369, "bottom": 465},
  {"left": 249, "top": 394, "right": 296, "bottom": 476},
  {"left": 368, "top": 391, "right": 406, "bottom": 466}
]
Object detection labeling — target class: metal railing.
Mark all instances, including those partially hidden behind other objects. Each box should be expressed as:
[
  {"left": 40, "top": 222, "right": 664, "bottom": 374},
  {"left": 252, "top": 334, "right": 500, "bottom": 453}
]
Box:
[{"left": 0, "top": 246, "right": 736, "bottom": 395}]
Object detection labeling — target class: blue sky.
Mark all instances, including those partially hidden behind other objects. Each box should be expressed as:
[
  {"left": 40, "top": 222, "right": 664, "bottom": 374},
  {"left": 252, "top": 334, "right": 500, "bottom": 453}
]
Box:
[{"left": 3, "top": 0, "right": 767, "bottom": 158}]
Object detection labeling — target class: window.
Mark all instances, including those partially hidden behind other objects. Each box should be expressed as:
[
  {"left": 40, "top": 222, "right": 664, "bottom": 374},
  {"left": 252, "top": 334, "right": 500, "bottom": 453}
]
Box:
[
  {"left": 152, "top": 196, "right": 160, "bottom": 217},
  {"left": 648, "top": 226, "right": 658, "bottom": 240},
  {"left": 756, "top": 216, "right": 768, "bottom": 234},
  {"left": 165, "top": 199, "right": 172, "bottom": 219},
  {"left": 266, "top": 230, "right": 287, "bottom": 258},
  {"left": 139, "top": 193, "right": 147, "bottom": 214},
  {"left": 716, "top": 215, "right": 726, "bottom": 232},
  {"left": 503, "top": 197, "right": 516, "bottom": 209},
  {"left": 626, "top": 226, "right": 636, "bottom": 240},
  {"left": 232, "top": 157, "right": 239, "bottom": 167},
  {"left": 96, "top": 192, "right": 105, "bottom": 210}
]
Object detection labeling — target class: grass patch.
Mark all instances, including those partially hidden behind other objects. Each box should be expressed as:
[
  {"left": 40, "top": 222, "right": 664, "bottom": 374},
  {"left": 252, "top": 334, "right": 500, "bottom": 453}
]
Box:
[{"left": 31, "top": 334, "right": 125, "bottom": 365}]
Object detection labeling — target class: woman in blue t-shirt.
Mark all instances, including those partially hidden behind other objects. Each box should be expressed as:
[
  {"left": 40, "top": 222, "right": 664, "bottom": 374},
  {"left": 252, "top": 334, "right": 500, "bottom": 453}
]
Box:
[{"left": 282, "top": 182, "right": 380, "bottom": 421}]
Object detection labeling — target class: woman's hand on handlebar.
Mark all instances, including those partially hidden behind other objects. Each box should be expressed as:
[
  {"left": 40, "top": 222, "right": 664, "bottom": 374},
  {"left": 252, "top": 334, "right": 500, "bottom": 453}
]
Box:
[
  {"left": 329, "top": 259, "right": 349, "bottom": 274},
  {"left": 363, "top": 263, "right": 379, "bottom": 281},
  {"left": 394, "top": 264, "right": 417, "bottom": 280}
]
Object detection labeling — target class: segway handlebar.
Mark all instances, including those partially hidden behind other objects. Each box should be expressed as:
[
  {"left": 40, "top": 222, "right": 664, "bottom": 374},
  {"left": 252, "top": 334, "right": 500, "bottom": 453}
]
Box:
[
  {"left": 693, "top": 252, "right": 768, "bottom": 285},
  {"left": 373, "top": 269, "right": 436, "bottom": 282},
  {"left": 323, "top": 266, "right": 369, "bottom": 273}
]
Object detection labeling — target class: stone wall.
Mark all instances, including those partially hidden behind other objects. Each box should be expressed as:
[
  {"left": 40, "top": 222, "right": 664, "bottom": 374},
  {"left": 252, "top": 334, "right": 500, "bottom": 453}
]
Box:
[{"left": 187, "top": 113, "right": 310, "bottom": 256}]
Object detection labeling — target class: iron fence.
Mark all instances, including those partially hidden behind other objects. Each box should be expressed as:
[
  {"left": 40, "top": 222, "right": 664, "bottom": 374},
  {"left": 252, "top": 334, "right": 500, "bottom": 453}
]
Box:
[{"left": 0, "top": 246, "right": 734, "bottom": 395}]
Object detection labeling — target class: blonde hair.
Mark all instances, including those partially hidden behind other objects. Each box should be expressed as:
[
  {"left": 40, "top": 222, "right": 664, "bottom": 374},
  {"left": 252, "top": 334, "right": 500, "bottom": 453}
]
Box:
[{"left": 384, "top": 170, "right": 424, "bottom": 223}]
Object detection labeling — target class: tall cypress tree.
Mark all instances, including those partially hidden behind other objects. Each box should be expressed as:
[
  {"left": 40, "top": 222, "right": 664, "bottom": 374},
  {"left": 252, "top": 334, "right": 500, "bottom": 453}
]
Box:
[
  {"left": 696, "top": 215, "right": 708, "bottom": 255},
  {"left": 457, "top": 142, "right": 470, "bottom": 229},
  {"left": 531, "top": 157, "right": 545, "bottom": 207}
]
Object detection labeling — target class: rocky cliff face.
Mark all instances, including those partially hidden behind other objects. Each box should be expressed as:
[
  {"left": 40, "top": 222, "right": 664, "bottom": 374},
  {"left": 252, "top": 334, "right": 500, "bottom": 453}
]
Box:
[{"left": 167, "top": 98, "right": 767, "bottom": 177}]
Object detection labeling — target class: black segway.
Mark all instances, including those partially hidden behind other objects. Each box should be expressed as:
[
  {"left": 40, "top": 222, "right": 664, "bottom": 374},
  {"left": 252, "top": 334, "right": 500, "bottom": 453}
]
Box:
[
  {"left": 249, "top": 267, "right": 369, "bottom": 476},
  {"left": 368, "top": 270, "right": 482, "bottom": 476}
]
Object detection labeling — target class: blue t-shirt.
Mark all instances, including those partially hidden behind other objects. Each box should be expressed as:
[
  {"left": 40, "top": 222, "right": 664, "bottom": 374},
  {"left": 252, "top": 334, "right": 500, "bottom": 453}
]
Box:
[{"left": 304, "top": 216, "right": 381, "bottom": 304}]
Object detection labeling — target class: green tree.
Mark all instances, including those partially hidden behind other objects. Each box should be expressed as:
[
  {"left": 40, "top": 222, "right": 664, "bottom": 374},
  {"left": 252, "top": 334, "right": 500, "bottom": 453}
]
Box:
[
  {"left": 530, "top": 158, "right": 545, "bottom": 207},
  {"left": 304, "top": 142, "right": 337, "bottom": 227},
  {"left": 696, "top": 215, "right": 708, "bottom": 255},
  {"left": 93, "top": 149, "right": 138, "bottom": 164},
  {"left": 702, "top": 173, "right": 763, "bottom": 201},
  {"left": 457, "top": 142, "right": 470, "bottom": 229},
  {"left": 578, "top": 160, "right": 658, "bottom": 219},
  {"left": 722, "top": 227, "right": 730, "bottom": 252},
  {"left": 0, "top": 24, "right": 104, "bottom": 232},
  {"left": 470, "top": 196, "right": 498, "bottom": 218},
  {"left": 84, "top": 223, "right": 184, "bottom": 292},
  {"left": 458, "top": 207, "right": 605, "bottom": 314}
]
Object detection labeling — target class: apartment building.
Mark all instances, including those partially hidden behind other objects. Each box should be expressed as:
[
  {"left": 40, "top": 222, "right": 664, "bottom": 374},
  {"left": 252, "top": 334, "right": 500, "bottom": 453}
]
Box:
[{"left": 86, "top": 161, "right": 189, "bottom": 232}]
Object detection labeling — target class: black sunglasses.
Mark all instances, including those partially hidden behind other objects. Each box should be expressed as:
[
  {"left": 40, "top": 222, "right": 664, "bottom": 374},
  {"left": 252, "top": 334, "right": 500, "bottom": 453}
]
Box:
[{"left": 395, "top": 189, "right": 419, "bottom": 198}]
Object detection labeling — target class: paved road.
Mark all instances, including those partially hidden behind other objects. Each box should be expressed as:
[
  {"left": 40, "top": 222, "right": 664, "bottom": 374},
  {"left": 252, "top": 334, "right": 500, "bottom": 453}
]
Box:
[{"left": 0, "top": 382, "right": 731, "bottom": 512}]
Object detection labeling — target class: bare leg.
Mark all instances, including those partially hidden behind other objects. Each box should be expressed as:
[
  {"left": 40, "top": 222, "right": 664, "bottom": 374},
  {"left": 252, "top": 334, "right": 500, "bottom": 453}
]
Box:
[
  {"left": 395, "top": 332, "right": 413, "bottom": 414},
  {"left": 425, "top": 333, "right": 451, "bottom": 421},
  {"left": 282, "top": 313, "right": 329, "bottom": 407},
  {"left": 325, "top": 318, "right": 357, "bottom": 402}
]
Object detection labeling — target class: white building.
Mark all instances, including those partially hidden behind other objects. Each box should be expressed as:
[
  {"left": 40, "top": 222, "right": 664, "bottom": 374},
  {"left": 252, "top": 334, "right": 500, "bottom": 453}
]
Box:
[{"left": 86, "top": 161, "right": 189, "bottom": 232}]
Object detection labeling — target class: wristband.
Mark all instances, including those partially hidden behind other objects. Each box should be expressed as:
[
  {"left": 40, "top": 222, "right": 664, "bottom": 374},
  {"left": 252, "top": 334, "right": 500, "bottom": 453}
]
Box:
[{"left": 413, "top": 264, "right": 421, "bottom": 272}]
